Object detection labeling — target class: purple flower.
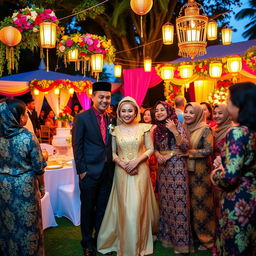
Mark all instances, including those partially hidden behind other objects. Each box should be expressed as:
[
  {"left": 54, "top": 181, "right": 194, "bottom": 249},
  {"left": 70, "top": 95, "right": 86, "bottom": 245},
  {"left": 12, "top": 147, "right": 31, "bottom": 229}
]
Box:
[{"left": 229, "top": 143, "right": 239, "bottom": 154}]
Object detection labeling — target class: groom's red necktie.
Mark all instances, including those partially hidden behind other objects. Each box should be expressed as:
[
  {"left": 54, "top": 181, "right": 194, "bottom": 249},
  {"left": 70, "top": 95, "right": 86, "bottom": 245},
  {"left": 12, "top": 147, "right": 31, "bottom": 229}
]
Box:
[{"left": 99, "top": 114, "right": 106, "bottom": 144}]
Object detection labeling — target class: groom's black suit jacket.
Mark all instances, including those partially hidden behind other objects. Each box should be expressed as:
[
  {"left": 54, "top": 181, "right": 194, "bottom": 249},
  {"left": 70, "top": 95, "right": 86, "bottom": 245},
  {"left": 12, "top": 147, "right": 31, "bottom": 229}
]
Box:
[{"left": 72, "top": 107, "right": 114, "bottom": 180}]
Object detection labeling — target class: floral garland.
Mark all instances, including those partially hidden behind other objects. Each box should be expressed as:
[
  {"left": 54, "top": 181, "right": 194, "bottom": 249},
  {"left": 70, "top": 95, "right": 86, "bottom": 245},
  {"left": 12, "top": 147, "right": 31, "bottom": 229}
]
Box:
[
  {"left": 29, "top": 79, "right": 92, "bottom": 94},
  {"left": 244, "top": 46, "right": 256, "bottom": 71},
  {"left": 0, "top": 7, "right": 59, "bottom": 76},
  {"left": 208, "top": 80, "right": 233, "bottom": 105},
  {"left": 57, "top": 33, "right": 116, "bottom": 64}
]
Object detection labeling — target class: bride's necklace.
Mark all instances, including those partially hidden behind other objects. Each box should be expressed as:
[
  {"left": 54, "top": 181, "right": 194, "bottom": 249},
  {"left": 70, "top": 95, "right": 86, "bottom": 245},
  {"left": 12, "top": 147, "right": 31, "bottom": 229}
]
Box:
[{"left": 120, "top": 124, "right": 138, "bottom": 134}]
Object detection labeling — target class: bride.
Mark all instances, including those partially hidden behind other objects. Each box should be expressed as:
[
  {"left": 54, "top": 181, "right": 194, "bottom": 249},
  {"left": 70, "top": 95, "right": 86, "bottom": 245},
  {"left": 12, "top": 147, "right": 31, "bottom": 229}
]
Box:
[{"left": 97, "top": 96, "right": 159, "bottom": 256}]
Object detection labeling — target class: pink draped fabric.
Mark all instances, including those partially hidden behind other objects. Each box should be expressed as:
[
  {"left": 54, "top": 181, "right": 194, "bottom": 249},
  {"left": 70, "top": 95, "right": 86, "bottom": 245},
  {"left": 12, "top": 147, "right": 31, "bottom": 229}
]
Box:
[
  {"left": 76, "top": 92, "right": 91, "bottom": 110},
  {"left": 242, "top": 60, "right": 256, "bottom": 76},
  {"left": 123, "top": 67, "right": 162, "bottom": 106}
]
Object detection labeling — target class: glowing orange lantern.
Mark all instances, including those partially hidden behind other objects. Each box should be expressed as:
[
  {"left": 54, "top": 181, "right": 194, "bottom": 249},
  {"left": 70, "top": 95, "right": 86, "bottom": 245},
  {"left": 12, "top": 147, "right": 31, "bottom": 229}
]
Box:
[
  {"left": 209, "top": 62, "right": 222, "bottom": 78},
  {"left": 227, "top": 57, "right": 242, "bottom": 73},
  {"left": 114, "top": 65, "right": 122, "bottom": 77},
  {"left": 178, "top": 65, "right": 193, "bottom": 78},
  {"left": 207, "top": 21, "right": 218, "bottom": 40},
  {"left": 69, "top": 88, "right": 75, "bottom": 95},
  {"left": 0, "top": 26, "right": 22, "bottom": 46},
  {"left": 68, "top": 49, "right": 79, "bottom": 62},
  {"left": 33, "top": 89, "right": 40, "bottom": 95},
  {"left": 222, "top": 27, "right": 232, "bottom": 45},
  {"left": 130, "top": 0, "right": 153, "bottom": 15},
  {"left": 162, "top": 22, "right": 174, "bottom": 45},
  {"left": 160, "top": 66, "right": 175, "bottom": 80},
  {"left": 144, "top": 57, "right": 152, "bottom": 72},
  {"left": 54, "top": 88, "right": 60, "bottom": 95},
  {"left": 91, "top": 53, "right": 104, "bottom": 73}
]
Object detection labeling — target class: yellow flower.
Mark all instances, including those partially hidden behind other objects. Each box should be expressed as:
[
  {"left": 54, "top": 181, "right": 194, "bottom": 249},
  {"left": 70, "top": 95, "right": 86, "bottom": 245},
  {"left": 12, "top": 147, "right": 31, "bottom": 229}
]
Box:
[{"left": 62, "top": 35, "right": 69, "bottom": 40}]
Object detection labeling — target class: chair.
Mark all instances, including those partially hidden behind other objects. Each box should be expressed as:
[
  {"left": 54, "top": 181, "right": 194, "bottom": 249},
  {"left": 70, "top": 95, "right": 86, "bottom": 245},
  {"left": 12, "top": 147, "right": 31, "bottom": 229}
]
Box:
[
  {"left": 56, "top": 160, "right": 81, "bottom": 226},
  {"left": 41, "top": 191, "right": 58, "bottom": 230},
  {"left": 40, "top": 143, "right": 56, "bottom": 156},
  {"left": 39, "top": 125, "right": 51, "bottom": 144}
]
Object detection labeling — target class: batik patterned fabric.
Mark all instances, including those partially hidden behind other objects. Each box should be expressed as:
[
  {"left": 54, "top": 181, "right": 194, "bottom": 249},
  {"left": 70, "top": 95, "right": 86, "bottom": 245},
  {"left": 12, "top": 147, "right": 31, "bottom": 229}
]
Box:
[
  {"left": 0, "top": 101, "right": 46, "bottom": 256},
  {"left": 188, "top": 127, "right": 216, "bottom": 249},
  {"left": 155, "top": 121, "right": 194, "bottom": 254},
  {"left": 212, "top": 126, "right": 256, "bottom": 256}
]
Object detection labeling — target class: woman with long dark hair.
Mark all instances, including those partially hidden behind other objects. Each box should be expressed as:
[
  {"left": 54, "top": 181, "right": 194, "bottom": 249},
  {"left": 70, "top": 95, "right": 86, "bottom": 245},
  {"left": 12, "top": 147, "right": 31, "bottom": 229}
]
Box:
[{"left": 211, "top": 82, "right": 256, "bottom": 255}]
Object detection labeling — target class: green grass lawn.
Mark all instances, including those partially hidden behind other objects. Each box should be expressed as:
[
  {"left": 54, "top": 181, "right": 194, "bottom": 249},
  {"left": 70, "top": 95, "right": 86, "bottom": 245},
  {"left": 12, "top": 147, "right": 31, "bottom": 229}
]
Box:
[{"left": 44, "top": 218, "right": 212, "bottom": 256}]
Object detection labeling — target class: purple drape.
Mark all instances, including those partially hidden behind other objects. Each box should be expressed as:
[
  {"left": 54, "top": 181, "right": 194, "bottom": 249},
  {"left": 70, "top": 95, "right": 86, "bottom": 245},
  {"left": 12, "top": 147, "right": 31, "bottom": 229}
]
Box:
[
  {"left": 123, "top": 67, "right": 162, "bottom": 106},
  {"left": 76, "top": 92, "right": 91, "bottom": 110}
]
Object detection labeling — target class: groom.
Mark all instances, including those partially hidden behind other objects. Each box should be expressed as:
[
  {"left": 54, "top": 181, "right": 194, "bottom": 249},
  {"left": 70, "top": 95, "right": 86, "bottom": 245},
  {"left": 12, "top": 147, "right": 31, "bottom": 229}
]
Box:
[{"left": 72, "top": 82, "right": 115, "bottom": 256}]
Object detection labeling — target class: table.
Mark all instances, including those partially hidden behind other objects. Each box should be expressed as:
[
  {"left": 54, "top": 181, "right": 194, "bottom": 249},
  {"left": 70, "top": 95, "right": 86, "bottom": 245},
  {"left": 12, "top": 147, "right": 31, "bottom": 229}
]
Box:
[{"left": 44, "top": 165, "right": 74, "bottom": 215}]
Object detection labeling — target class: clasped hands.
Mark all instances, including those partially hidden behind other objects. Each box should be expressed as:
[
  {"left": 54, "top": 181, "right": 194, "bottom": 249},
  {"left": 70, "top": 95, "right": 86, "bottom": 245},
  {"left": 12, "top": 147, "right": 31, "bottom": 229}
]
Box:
[
  {"left": 117, "top": 158, "right": 139, "bottom": 176},
  {"left": 157, "top": 152, "right": 174, "bottom": 165}
]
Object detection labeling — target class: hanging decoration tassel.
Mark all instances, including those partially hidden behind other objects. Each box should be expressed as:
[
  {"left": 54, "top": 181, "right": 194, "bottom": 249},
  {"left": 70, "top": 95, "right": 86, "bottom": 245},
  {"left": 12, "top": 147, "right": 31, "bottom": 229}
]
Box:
[
  {"left": 10, "top": 47, "right": 14, "bottom": 70},
  {"left": 40, "top": 47, "right": 44, "bottom": 59},
  {"left": 140, "top": 16, "right": 143, "bottom": 38}
]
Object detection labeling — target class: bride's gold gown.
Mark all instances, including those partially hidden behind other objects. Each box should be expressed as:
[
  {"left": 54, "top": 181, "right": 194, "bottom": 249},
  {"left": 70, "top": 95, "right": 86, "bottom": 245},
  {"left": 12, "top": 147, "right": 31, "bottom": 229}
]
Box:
[{"left": 97, "top": 123, "right": 159, "bottom": 256}]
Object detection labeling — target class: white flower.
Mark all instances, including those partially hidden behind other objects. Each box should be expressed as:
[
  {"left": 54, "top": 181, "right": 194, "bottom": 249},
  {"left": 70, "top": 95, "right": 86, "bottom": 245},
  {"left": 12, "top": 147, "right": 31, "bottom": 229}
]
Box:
[
  {"left": 50, "top": 11, "right": 56, "bottom": 17},
  {"left": 33, "top": 27, "right": 38, "bottom": 32}
]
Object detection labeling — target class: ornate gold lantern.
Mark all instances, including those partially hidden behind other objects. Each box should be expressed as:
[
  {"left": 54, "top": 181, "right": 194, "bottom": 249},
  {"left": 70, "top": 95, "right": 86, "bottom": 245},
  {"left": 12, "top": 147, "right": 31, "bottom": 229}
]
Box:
[
  {"left": 222, "top": 27, "right": 232, "bottom": 45},
  {"left": 67, "top": 49, "right": 79, "bottom": 62},
  {"left": 144, "top": 57, "right": 152, "bottom": 72},
  {"left": 209, "top": 62, "right": 222, "bottom": 78},
  {"left": 114, "top": 64, "right": 122, "bottom": 77},
  {"left": 91, "top": 53, "right": 104, "bottom": 73},
  {"left": 160, "top": 65, "right": 175, "bottom": 81},
  {"left": 176, "top": 0, "right": 208, "bottom": 59},
  {"left": 178, "top": 64, "right": 194, "bottom": 78},
  {"left": 162, "top": 22, "right": 174, "bottom": 45},
  {"left": 40, "top": 22, "right": 57, "bottom": 72},
  {"left": 227, "top": 57, "right": 242, "bottom": 73},
  {"left": 207, "top": 20, "right": 218, "bottom": 40}
]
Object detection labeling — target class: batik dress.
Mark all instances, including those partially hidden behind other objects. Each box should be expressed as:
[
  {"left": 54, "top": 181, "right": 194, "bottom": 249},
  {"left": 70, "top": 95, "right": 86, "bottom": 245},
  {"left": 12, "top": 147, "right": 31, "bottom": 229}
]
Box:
[{"left": 212, "top": 126, "right": 256, "bottom": 256}]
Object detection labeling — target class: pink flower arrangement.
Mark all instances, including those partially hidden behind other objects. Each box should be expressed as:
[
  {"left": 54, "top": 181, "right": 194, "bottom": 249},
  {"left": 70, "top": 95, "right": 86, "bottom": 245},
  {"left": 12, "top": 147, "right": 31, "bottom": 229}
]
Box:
[{"left": 12, "top": 7, "right": 58, "bottom": 33}]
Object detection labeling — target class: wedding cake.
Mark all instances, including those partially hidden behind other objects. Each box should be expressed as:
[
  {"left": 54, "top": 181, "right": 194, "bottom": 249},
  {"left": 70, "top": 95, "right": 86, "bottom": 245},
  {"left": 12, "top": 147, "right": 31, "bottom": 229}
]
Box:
[{"left": 52, "top": 128, "right": 71, "bottom": 155}]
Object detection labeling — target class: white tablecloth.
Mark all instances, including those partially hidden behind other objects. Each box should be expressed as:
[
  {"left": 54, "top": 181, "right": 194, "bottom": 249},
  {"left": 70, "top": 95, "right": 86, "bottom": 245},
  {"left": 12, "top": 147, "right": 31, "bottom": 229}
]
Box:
[{"left": 44, "top": 165, "right": 74, "bottom": 215}]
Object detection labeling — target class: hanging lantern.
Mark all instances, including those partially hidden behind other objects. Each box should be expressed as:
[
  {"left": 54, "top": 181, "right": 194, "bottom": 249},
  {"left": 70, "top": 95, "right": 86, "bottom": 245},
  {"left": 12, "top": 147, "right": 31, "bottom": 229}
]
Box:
[
  {"left": 178, "top": 65, "right": 193, "bottom": 78},
  {"left": 54, "top": 88, "right": 60, "bottom": 95},
  {"left": 114, "top": 64, "right": 122, "bottom": 77},
  {"left": 176, "top": 0, "right": 208, "bottom": 59},
  {"left": 194, "top": 80, "right": 208, "bottom": 87},
  {"left": 40, "top": 22, "right": 57, "bottom": 72},
  {"left": 91, "top": 53, "right": 104, "bottom": 73},
  {"left": 209, "top": 62, "right": 222, "bottom": 78},
  {"left": 89, "top": 88, "right": 93, "bottom": 95},
  {"left": 160, "top": 66, "right": 175, "bottom": 80},
  {"left": 67, "top": 49, "right": 79, "bottom": 62},
  {"left": 0, "top": 26, "right": 22, "bottom": 46},
  {"left": 185, "top": 83, "right": 190, "bottom": 89},
  {"left": 40, "top": 22, "right": 57, "bottom": 48},
  {"left": 69, "top": 88, "right": 75, "bottom": 95},
  {"left": 162, "top": 22, "right": 174, "bottom": 45},
  {"left": 130, "top": 0, "right": 153, "bottom": 15},
  {"left": 227, "top": 57, "right": 242, "bottom": 73},
  {"left": 221, "top": 27, "right": 232, "bottom": 45},
  {"left": 144, "top": 57, "right": 152, "bottom": 72},
  {"left": 207, "top": 20, "right": 218, "bottom": 40},
  {"left": 33, "top": 89, "right": 40, "bottom": 95}
]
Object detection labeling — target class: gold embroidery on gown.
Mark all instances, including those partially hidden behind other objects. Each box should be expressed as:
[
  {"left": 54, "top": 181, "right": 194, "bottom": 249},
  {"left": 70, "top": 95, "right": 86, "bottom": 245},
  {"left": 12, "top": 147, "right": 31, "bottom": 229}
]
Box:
[{"left": 97, "top": 123, "right": 159, "bottom": 256}]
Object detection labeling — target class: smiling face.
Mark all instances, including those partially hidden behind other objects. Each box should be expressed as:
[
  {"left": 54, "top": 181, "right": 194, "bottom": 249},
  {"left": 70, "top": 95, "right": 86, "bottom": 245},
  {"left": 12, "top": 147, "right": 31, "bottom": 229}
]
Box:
[
  {"left": 227, "top": 97, "right": 239, "bottom": 122},
  {"left": 155, "top": 104, "right": 167, "bottom": 121},
  {"left": 92, "top": 91, "right": 111, "bottom": 113},
  {"left": 143, "top": 110, "right": 152, "bottom": 124},
  {"left": 213, "top": 106, "right": 225, "bottom": 125},
  {"left": 119, "top": 102, "right": 137, "bottom": 124},
  {"left": 184, "top": 105, "right": 195, "bottom": 124}
]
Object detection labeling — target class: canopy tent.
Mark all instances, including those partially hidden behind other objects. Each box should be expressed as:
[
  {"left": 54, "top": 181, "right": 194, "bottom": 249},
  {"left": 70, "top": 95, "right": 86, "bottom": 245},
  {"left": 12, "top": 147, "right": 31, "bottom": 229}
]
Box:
[
  {"left": 123, "top": 40, "right": 256, "bottom": 105},
  {"left": 0, "top": 62, "right": 122, "bottom": 114}
]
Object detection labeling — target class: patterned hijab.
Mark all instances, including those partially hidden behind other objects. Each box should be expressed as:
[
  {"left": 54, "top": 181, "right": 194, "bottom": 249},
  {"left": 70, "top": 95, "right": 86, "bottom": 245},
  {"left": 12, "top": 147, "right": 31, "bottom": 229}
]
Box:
[
  {"left": 116, "top": 96, "right": 141, "bottom": 125},
  {"left": 184, "top": 102, "right": 208, "bottom": 136},
  {"left": 213, "top": 104, "right": 233, "bottom": 142},
  {"left": 154, "top": 101, "right": 178, "bottom": 143},
  {"left": 0, "top": 101, "right": 25, "bottom": 138}
]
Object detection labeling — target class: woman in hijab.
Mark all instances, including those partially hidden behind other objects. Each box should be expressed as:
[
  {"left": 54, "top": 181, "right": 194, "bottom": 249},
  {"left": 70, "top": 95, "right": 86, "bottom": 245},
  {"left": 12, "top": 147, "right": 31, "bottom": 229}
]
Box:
[
  {"left": 184, "top": 102, "right": 216, "bottom": 251},
  {"left": 212, "top": 104, "right": 233, "bottom": 159},
  {"left": 97, "top": 96, "right": 159, "bottom": 256},
  {"left": 154, "top": 101, "right": 193, "bottom": 254},
  {"left": 0, "top": 99, "right": 46, "bottom": 256}
]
